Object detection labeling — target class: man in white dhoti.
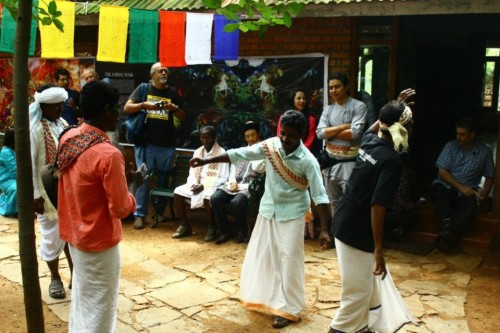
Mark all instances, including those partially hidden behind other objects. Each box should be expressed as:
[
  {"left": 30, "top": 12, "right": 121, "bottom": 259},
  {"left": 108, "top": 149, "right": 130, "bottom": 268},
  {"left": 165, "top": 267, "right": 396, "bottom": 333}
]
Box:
[
  {"left": 328, "top": 101, "right": 415, "bottom": 333},
  {"left": 29, "top": 84, "right": 73, "bottom": 299},
  {"left": 58, "top": 81, "right": 143, "bottom": 332},
  {"left": 172, "top": 125, "right": 230, "bottom": 242},
  {"left": 190, "top": 110, "right": 331, "bottom": 329}
]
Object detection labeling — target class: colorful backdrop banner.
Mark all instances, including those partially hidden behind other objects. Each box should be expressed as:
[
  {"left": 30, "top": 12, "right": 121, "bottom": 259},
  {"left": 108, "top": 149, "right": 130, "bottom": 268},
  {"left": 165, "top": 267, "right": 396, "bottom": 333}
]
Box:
[
  {"left": 128, "top": 9, "right": 158, "bottom": 64},
  {"left": 185, "top": 13, "right": 213, "bottom": 65},
  {"left": 97, "top": 5, "right": 129, "bottom": 63},
  {"left": 214, "top": 14, "right": 239, "bottom": 61},
  {"left": 159, "top": 11, "right": 186, "bottom": 67},
  {"left": 39, "top": 1, "right": 75, "bottom": 58},
  {"left": 0, "top": 57, "right": 94, "bottom": 131},
  {"left": 0, "top": 0, "right": 38, "bottom": 55}
]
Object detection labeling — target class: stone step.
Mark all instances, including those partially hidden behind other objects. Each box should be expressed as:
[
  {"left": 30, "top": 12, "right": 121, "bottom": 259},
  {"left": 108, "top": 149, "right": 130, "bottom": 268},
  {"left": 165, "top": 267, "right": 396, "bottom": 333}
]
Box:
[{"left": 408, "top": 202, "right": 499, "bottom": 248}]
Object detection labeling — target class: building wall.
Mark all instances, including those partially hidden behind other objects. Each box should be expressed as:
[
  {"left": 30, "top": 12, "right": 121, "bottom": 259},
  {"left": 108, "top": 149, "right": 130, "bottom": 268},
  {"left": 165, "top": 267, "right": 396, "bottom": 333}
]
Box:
[{"left": 237, "top": 17, "right": 353, "bottom": 75}]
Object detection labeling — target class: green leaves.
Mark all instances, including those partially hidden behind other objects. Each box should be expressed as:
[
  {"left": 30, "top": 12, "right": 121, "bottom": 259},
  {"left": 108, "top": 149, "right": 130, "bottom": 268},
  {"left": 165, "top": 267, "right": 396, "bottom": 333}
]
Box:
[
  {"left": 1, "top": 0, "right": 65, "bottom": 32},
  {"left": 38, "top": 0, "right": 64, "bottom": 32},
  {"left": 202, "top": 0, "right": 304, "bottom": 36}
]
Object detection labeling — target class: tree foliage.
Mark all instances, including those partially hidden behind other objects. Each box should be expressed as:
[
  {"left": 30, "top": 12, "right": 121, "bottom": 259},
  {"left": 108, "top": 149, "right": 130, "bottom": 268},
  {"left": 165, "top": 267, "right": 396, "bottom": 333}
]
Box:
[
  {"left": 0, "top": 0, "right": 64, "bottom": 32},
  {"left": 202, "top": 0, "right": 304, "bottom": 36}
]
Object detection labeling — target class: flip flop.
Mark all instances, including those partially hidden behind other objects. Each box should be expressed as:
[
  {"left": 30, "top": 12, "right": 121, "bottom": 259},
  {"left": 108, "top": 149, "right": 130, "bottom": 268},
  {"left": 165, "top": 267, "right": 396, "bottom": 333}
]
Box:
[
  {"left": 49, "top": 279, "right": 66, "bottom": 299},
  {"left": 273, "top": 316, "right": 291, "bottom": 329}
]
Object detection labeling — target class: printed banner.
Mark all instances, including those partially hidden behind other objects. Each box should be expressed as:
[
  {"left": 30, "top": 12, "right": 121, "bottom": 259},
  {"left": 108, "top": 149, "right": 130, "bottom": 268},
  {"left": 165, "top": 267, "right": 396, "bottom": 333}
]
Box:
[
  {"left": 39, "top": 1, "right": 75, "bottom": 58},
  {"left": 185, "top": 13, "right": 213, "bottom": 65},
  {"left": 128, "top": 9, "right": 158, "bottom": 64},
  {"left": 95, "top": 55, "right": 327, "bottom": 149},
  {"left": 0, "top": 57, "right": 95, "bottom": 131},
  {"left": 97, "top": 5, "right": 129, "bottom": 63},
  {"left": 159, "top": 11, "right": 186, "bottom": 67},
  {"left": 214, "top": 14, "right": 239, "bottom": 61},
  {"left": 0, "top": 0, "right": 38, "bottom": 55}
]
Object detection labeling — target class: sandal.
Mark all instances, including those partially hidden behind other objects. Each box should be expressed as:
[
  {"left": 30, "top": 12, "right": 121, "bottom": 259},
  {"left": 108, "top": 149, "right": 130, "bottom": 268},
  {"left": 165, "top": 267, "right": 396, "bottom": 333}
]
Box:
[
  {"left": 273, "top": 316, "right": 291, "bottom": 329},
  {"left": 49, "top": 279, "right": 66, "bottom": 299}
]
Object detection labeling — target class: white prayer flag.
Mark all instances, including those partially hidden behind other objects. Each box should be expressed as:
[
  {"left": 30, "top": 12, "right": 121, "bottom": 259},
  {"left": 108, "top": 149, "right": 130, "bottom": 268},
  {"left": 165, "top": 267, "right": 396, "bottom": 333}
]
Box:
[{"left": 185, "top": 13, "right": 213, "bottom": 65}]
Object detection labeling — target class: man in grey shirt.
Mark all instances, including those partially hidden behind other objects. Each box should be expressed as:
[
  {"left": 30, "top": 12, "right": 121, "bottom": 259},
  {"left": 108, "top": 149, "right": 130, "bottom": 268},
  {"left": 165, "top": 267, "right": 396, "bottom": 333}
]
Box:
[{"left": 316, "top": 72, "right": 367, "bottom": 231}]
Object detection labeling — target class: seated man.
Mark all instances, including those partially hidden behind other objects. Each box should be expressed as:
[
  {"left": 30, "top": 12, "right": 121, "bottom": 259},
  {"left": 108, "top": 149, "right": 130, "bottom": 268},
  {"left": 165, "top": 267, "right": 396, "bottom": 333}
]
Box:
[
  {"left": 431, "top": 117, "right": 495, "bottom": 253},
  {"left": 172, "top": 126, "right": 229, "bottom": 242},
  {"left": 210, "top": 121, "right": 265, "bottom": 244}
]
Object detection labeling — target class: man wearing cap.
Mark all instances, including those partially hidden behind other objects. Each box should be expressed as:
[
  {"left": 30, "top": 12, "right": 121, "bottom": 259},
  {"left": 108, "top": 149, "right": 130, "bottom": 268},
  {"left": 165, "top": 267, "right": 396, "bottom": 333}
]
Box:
[
  {"left": 29, "top": 84, "right": 73, "bottom": 299},
  {"left": 210, "top": 121, "right": 265, "bottom": 244}
]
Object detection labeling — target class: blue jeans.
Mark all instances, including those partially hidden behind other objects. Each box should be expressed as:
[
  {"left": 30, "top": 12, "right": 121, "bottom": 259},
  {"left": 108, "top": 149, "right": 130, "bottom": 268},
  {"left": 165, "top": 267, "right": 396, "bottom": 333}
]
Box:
[
  {"left": 134, "top": 144, "right": 176, "bottom": 218},
  {"left": 210, "top": 189, "right": 249, "bottom": 236}
]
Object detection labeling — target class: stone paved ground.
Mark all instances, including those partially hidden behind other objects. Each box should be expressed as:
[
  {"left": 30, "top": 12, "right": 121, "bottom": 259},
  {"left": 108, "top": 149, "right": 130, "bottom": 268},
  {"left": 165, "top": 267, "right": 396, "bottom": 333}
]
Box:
[{"left": 0, "top": 214, "right": 497, "bottom": 332}]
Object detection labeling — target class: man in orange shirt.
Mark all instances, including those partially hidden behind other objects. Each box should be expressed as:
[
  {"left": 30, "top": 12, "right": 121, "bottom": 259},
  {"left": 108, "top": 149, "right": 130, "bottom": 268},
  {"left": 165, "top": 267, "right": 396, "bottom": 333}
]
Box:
[{"left": 58, "top": 81, "right": 144, "bottom": 332}]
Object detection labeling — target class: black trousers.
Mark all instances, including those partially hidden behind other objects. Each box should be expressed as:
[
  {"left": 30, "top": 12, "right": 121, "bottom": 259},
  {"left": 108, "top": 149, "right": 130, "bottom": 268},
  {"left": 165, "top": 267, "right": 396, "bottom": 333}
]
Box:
[
  {"left": 431, "top": 183, "right": 477, "bottom": 234},
  {"left": 210, "top": 189, "right": 249, "bottom": 236}
]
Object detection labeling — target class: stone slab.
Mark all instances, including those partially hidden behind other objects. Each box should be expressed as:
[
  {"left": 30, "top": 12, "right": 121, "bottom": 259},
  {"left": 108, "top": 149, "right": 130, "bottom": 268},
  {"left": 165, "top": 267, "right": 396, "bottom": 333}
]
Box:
[{"left": 148, "top": 279, "right": 228, "bottom": 309}]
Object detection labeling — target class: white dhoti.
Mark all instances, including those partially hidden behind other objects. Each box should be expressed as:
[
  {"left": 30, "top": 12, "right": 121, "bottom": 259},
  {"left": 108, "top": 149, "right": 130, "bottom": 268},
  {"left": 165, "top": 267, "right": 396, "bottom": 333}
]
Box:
[
  {"left": 240, "top": 214, "right": 305, "bottom": 321},
  {"left": 69, "top": 244, "right": 121, "bottom": 333},
  {"left": 37, "top": 213, "right": 65, "bottom": 262},
  {"left": 173, "top": 184, "right": 215, "bottom": 209},
  {"left": 331, "top": 238, "right": 415, "bottom": 333}
]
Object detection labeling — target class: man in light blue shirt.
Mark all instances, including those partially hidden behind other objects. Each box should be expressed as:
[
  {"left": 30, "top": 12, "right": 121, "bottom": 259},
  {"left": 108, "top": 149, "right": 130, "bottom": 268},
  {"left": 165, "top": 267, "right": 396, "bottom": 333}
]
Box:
[
  {"left": 190, "top": 110, "right": 331, "bottom": 329},
  {"left": 432, "top": 117, "right": 495, "bottom": 253}
]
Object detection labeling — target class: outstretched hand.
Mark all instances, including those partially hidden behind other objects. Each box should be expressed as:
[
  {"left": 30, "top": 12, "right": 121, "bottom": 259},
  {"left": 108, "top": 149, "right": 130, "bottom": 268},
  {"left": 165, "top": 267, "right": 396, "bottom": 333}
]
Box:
[
  {"left": 397, "top": 88, "right": 416, "bottom": 107},
  {"left": 127, "top": 162, "right": 148, "bottom": 194}
]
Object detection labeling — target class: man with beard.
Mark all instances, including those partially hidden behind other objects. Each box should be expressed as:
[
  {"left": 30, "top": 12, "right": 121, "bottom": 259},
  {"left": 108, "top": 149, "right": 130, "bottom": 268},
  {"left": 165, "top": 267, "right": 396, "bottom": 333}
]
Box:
[{"left": 124, "top": 62, "right": 185, "bottom": 230}]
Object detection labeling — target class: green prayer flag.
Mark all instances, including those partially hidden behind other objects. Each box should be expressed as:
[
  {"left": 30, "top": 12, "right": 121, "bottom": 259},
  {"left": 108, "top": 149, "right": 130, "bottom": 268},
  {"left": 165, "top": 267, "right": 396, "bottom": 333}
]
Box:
[
  {"left": 128, "top": 9, "right": 158, "bottom": 64},
  {"left": 0, "top": 0, "right": 38, "bottom": 55}
]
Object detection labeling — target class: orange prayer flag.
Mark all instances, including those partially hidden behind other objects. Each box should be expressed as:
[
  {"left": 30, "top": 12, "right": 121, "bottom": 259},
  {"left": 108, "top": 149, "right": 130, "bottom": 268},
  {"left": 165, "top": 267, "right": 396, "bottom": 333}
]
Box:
[{"left": 159, "top": 11, "right": 187, "bottom": 67}]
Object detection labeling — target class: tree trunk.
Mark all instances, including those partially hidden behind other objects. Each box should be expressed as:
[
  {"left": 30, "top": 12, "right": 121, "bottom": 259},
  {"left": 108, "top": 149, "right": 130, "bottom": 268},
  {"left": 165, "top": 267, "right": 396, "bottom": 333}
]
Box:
[{"left": 14, "top": 0, "right": 46, "bottom": 331}]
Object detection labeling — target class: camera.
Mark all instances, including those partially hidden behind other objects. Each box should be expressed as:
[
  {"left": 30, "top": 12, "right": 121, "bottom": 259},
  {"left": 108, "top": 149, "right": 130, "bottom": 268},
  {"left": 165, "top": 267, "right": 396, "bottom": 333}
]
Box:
[{"left": 154, "top": 101, "right": 165, "bottom": 109}]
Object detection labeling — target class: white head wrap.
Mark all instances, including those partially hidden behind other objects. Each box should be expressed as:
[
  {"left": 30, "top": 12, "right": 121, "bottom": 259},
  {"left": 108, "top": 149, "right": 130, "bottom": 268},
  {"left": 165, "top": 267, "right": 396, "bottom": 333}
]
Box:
[
  {"left": 379, "top": 105, "right": 413, "bottom": 154},
  {"left": 29, "top": 87, "right": 68, "bottom": 131}
]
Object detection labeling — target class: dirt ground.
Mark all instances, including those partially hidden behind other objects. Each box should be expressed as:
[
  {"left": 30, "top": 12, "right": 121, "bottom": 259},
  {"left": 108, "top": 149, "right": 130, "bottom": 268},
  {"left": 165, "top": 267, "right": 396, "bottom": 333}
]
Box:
[{"left": 1, "top": 217, "right": 500, "bottom": 332}]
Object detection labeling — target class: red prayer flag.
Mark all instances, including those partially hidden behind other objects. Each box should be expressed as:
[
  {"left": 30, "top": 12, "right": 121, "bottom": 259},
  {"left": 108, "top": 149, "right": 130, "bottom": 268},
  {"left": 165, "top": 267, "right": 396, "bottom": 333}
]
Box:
[{"left": 159, "top": 11, "right": 187, "bottom": 67}]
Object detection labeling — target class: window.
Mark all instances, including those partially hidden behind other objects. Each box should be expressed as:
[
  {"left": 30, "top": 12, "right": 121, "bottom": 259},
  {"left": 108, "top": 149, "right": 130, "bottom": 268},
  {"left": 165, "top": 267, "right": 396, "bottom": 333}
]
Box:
[{"left": 482, "top": 48, "right": 500, "bottom": 111}]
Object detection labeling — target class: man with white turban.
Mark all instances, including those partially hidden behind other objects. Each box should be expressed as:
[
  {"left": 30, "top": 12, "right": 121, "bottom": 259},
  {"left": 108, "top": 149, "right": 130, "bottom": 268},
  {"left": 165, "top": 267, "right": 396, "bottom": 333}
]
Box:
[{"left": 29, "top": 84, "right": 73, "bottom": 299}]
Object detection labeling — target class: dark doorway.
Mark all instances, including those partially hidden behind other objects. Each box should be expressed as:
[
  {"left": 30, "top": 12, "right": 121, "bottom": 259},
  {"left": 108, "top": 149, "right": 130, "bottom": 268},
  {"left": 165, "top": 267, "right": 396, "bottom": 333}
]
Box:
[{"left": 413, "top": 47, "right": 483, "bottom": 195}]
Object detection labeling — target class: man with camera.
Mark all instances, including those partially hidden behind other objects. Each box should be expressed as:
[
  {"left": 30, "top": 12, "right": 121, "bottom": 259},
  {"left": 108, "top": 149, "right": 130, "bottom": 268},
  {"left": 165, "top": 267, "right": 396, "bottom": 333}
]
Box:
[{"left": 124, "top": 62, "right": 185, "bottom": 230}]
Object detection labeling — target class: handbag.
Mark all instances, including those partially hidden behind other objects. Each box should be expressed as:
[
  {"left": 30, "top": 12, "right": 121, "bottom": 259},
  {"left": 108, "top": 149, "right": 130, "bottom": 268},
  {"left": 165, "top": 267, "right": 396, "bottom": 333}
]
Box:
[
  {"left": 124, "top": 83, "right": 148, "bottom": 145},
  {"left": 40, "top": 126, "right": 77, "bottom": 209},
  {"left": 249, "top": 174, "right": 266, "bottom": 201},
  {"left": 40, "top": 162, "right": 59, "bottom": 209},
  {"left": 316, "top": 149, "right": 358, "bottom": 169},
  {"left": 316, "top": 149, "right": 338, "bottom": 169}
]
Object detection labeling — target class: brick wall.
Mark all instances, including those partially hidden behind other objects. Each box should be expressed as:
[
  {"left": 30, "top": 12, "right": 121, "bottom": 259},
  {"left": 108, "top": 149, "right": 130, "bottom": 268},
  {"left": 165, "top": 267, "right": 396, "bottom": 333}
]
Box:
[{"left": 238, "top": 17, "right": 353, "bottom": 75}]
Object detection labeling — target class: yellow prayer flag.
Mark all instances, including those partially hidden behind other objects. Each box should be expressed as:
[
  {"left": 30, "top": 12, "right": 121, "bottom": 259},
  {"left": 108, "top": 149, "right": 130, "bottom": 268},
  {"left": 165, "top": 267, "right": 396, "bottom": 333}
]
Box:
[
  {"left": 39, "top": 1, "right": 75, "bottom": 58},
  {"left": 97, "top": 6, "right": 129, "bottom": 63}
]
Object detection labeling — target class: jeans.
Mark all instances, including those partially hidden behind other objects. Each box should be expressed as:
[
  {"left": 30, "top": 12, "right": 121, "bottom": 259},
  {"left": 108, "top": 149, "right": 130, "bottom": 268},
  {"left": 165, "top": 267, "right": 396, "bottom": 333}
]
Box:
[
  {"left": 134, "top": 144, "right": 176, "bottom": 218},
  {"left": 210, "top": 189, "right": 249, "bottom": 236}
]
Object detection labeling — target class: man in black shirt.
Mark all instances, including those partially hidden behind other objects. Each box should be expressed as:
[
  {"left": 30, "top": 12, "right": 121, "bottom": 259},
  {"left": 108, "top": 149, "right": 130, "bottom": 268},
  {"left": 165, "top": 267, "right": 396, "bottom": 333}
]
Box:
[
  {"left": 124, "top": 63, "right": 185, "bottom": 230},
  {"left": 328, "top": 100, "right": 414, "bottom": 333}
]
